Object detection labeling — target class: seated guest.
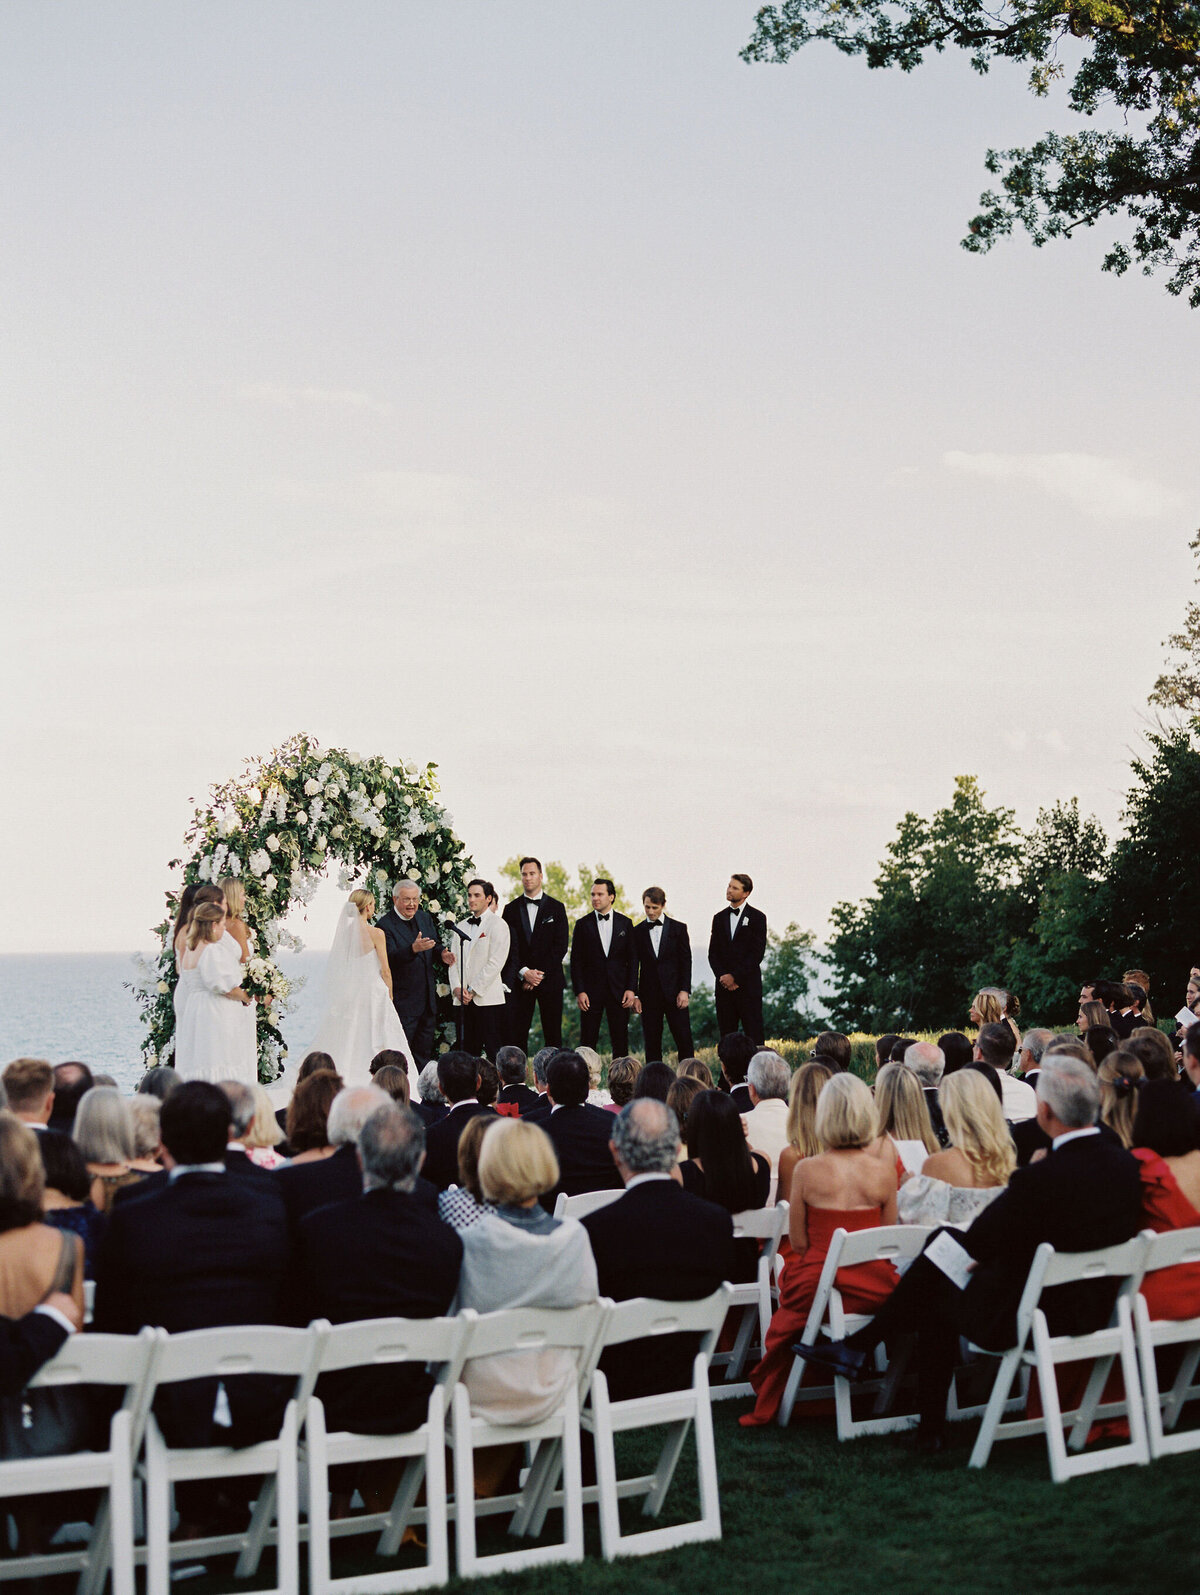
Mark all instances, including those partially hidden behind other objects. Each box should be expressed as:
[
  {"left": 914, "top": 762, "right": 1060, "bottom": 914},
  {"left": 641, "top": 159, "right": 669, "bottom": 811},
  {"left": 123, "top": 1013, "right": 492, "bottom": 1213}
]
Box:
[
  {"left": 137, "top": 1066, "right": 180, "bottom": 1102},
  {"left": 811, "top": 1031, "right": 852, "bottom": 1074},
  {"left": 1126, "top": 1026, "right": 1178, "bottom": 1082},
  {"left": 0, "top": 1299, "right": 80, "bottom": 1400},
  {"left": 678, "top": 1059, "right": 714, "bottom": 1086},
  {"left": 1124, "top": 971, "right": 1154, "bottom": 1027},
  {"left": 905, "top": 1041, "right": 949, "bottom": 1147},
  {"left": 243, "top": 1084, "right": 287, "bottom": 1169},
  {"left": 298, "top": 1104, "right": 462, "bottom": 1436},
  {"left": 974, "top": 1023, "right": 1037, "bottom": 1123},
  {"left": 776, "top": 1062, "right": 832, "bottom": 1207},
  {"left": 127, "top": 1096, "right": 163, "bottom": 1174},
  {"left": 39, "top": 1130, "right": 105, "bottom": 1279},
  {"left": 274, "top": 1050, "right": 337, "bottom": 1139},
  {"left": 49, "top": 1062, "right": 93, "bottom": 1136},
  {"left": 666, "top": 1076, "right": 706, "bottom": 1159},
  {"left": 369, "top": 1049, "right": 411, "bottom": 1082},
  {"left": 577, "top": 1046, "right": 609, "bottom": 1107},
  {"left": 495, "top": 1046, "right": 540, "bottom": 1116},
  {"left": 742, "top": 1050, "right": 793, "bottom": 1176},
  {"left": 284, "top": 1069, "right": 345, "bottom": 1165},
  {"left": 582, "top": 1100, "right": 736, "bottom": 1400},
  {"left": 899, "top": 1069, "right": 1013, "bottom": 1228},
  {"left": 522, "top": 1047, "right": 557, "bottom": 1124},
  {"left": 219, "top": 1081, "right": 280, "bottom": 1186},
  {"left": 681, "top": 1091, "right": 769, "bottom": 1282},
  {"left": 742, "top": 1074, "right": 898, "bottom": 1426},
  {"left": 73, "top": 1087, "right": 143, "bottom": 1213},
  {"left": 540, "top": 1051, "right": 625, "bottom": 1207},
  {"left": 413, "top": 1060, "right": 449, "bottom": 1128},
  {"left": 275, "top": 1084, "right": 389, "bottom": 1237},
  {"left": 476, "top": 1057, "right": 500, "bottom": 1108},
  {"left": 1046, "top": 1035, "right": 1096, "bottom": 1066},
  {"left": 1085, "top": 1025, "right": 1119, "bottom": 1066},
  {"left": 874, "top": 1061, "right": 939, "bottom": 1176},
  {"left": 1131, "top": 1080, "right": 1200, "bottom": 1319},
  {"left": 456, "top": 1120, "right": 598, "bottom": 1426},
  {"left": 888, "top": 1038, "right": 917, "bottom": 1063},
  {"left": 938, "top": 1032, "right": 975, "bottom": 1077},
  {"left": 1013, "top": 1029, "right": 1052, "bottom": 1089},
  {"left": 371, "top": 1064, "right": 410, "bottom": 1106},
  {"left": 717, "top": 1032, "right": 756, "bottom": 1113},
  {"left": 1098, "top": 1050, "right": 1145, "bottom": 1148},
  {"left": 633, "top": 1060, "right": 674, "bottom": 1102},
  {"left": 3, "top": 1058, "right": 54, "bottom": 1130},
  {"left": 422, "top": 1053, "right": 499, "bottom": 1191},
  {"left": 437, "top": 1115, "right": 497, "bottom": 1233},
  {"left": 604, "top": 1055, "right": 641, "bottom": 1114},
  {"left": 794, "top": 1055, "right": 1142, "bottom": 1452},
  {"left": 1013, "top": 1036, "right": 1098, "bottom": 1165}
]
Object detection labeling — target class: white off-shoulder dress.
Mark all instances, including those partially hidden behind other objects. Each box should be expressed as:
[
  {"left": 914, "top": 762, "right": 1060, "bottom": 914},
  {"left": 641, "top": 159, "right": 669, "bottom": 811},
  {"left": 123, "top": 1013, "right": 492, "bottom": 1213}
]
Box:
[{"left": 175, "top": 940, "right": 256, "bottom": 1085}]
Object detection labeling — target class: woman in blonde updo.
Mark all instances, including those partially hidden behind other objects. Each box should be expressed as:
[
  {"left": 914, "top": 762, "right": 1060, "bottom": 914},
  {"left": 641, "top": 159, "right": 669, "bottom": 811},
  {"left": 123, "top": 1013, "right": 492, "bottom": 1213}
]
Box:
[{"left": 307, "top": 888, "right": 415, "bottom": 1087}]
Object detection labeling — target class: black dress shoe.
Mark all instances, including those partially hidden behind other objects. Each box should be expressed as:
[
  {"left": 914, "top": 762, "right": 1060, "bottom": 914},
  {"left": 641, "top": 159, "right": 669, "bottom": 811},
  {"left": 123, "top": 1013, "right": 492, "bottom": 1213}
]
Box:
[{"left": 790, "top": 1337, "right": 870, "bottom": 1383}]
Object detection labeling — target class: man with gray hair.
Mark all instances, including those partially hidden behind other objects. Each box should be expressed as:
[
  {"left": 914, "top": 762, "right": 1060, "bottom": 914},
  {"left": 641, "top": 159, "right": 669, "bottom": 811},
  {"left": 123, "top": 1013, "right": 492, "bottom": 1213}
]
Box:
[
  {"left": 297, "top": 1103, "right": 463, "bottom": 1437},
  {"left": 218, "top": 1079, "right": 277, "bottom": 1188},
  {"left": 1017, "top": 1028, "right": 1054, "bottom": 1084},
  {"left": 581, "top": 1100, "right": 737, "bottom": 1400},
  {"left": 521, "top": 1046, "right": 557, "bottom": 1124},
  {"left": 412, "top": 1060, "right": 449, "bottom": 1129},
  {"left": 903, "top": 1041, "right": 950, "bottom": 1147},
  {"left": 276, "top": 1084, "right": 393, "bottom": 1236},
  {"left": 378, "top": 880, "right": 451, "bottom": 1066},
  {"left": 793, "top": 1050, "right": 1142, "bottom": 1451},
  {"left": 743, "top": 1049, "right": 792, "bottom": 1176}
]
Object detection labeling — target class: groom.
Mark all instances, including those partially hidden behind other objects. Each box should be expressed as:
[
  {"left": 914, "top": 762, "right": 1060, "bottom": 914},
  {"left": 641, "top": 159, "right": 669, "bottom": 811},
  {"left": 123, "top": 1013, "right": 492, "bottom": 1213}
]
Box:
[{"left": 378, "top": 880, "right": 449, "bottom": 1067}]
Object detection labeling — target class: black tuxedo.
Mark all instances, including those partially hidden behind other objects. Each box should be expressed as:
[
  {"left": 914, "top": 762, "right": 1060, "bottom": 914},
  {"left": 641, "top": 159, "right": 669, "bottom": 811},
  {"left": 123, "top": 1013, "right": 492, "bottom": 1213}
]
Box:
[
  {"left": 298, "top": 1188, "right": 462, "bottom": 1433},
  {"left": 570, "top": 911, "right": 637, "bottom": 1054},
  {"left": 502, "top": 894, "right": 570, "bottom": 1049},
  {"left": 708, "top": 903, "right": 768, "bottom": 1043},
  {"left": 728, "top": 1081, "right": 753, "bottom": 1115},
  {"left": 634, "top": 917, "right": 694, "bottom": 1062},
  {"left": 539, "top": 1103, "right": 625, "bottom": 1210},
  {"left": 496, "top": 1083, "right": 541, "bottom": 1116},
  {"left": 378, "top": 907, "right": 442, "bottom": 1065},
  {"left": 422, "top": 1103, "right": 499, "bottom": 1191},
  {"left": 847, "top": 1130, "right": 1143, "bottom": 1433},
  {"left": 582, "top": 1181, "right": 736, "bottom": 1399},
  {"left": 94, "top": 1170, "right": 290, "bottom": 1446}
]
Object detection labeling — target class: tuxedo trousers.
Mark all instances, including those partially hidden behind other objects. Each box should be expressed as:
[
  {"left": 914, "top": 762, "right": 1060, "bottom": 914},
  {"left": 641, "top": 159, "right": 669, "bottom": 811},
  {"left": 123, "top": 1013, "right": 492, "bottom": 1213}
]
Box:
[
  {"left": 640, "top": 994, "right": 694, "bottom": 1062},
  {"left": 397, "top": 1010, "right": 437, "bottom": 1068},
  {"left": 463, "top": 1002, "right": 504, "bottom": 1061},
  {"left": 579, "top": 996, "right": 630, "bottom": 1056},
  {"left": 506, "top": 984, "right": 563, "bottom": 1051},
  {"left": 715, "top": 981, "right": 764, "bottom": 1045}
]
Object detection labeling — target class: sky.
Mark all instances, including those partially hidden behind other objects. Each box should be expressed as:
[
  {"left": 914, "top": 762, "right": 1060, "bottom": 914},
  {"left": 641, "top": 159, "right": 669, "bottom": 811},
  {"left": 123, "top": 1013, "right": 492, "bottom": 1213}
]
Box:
[{"left": 1, "top": 1, "right": 1197, "bottom": 956}]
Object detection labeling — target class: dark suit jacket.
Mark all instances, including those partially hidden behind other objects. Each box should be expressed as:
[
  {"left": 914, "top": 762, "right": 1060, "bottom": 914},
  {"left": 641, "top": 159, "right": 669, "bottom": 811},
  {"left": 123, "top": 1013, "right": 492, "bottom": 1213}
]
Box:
[
  {"left": 412, "top": 1100, "right": 449, "bottom": 1129},
  {"left": 959, "top": 1131, "right": 1142, "bottom": 1349},
  {"left": 422, "top": 1103, "right": 499, "bottom": 1191},
  {"left": 378, "top": 908, "right": 440, "bottom": 1017},
  {"left": 113, "top": 1147, "right": 275, "bottom": 1208},
  {"left": 582, "top": 1180, "right": 736, "bottom": 1399},
  {"left": 274, "top": 1142, "right": 364, "bottom": 1238},
  {"left": 708, "top": 904, "right": 768, "bottom": 991},
  {"left": 635, "top": 918, "right": 692, "bottom": 1004},
  {"left": 298, "top": 1188, "right": 462, "bottom": 1434},
  {"left": 727, "top": 1082, "right": 753, "bottom": 1115},
  {"left": 502, "top": 895, "right": 569, "bottom": 993},
  {"left": 497, "top": 1084, "right": 542, "bottom": 1116},
  {"left": 94, "top": 1170, "right": 289, "bottom": 1445},
  {"left": 541, "top": 1103, "right": 625, "bottom": 1209},
  {"left": 570, "top": 912, "right": 637, "bottom": 1005},
  {"left": 0, "top": 1311, "right": 70, "bottom": 1398}
]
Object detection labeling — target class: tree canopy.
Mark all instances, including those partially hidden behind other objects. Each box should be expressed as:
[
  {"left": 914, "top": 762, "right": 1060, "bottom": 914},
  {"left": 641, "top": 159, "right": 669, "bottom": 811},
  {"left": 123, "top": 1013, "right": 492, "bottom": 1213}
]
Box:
[{"left": 743, "top": 0, "right": 1200, "bottom": 304}]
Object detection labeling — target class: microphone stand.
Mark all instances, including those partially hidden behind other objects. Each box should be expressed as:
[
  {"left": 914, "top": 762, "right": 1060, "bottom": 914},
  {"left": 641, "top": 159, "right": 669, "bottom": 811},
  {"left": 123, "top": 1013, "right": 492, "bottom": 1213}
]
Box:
[{"left": 450, "top": 923, "right": 473, "bottom": 1051}]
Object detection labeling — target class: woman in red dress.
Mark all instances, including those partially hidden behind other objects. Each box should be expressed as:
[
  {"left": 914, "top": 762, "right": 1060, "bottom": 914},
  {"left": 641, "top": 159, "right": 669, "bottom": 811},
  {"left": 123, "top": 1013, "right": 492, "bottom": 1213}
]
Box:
[
  {"left": 1132, "top": 1079, "right": 1200, "bottom": 1317},
  {"left": 741, "top": 1073, "right": 898, "bottom": 1427}
]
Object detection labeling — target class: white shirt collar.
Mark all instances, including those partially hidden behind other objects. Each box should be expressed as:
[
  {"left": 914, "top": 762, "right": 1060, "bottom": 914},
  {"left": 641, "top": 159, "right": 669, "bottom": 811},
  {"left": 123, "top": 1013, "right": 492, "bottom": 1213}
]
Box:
[
  {"left": 625, "top": 1172, "right": 674, "bottom": 1190},
  {"left": 729, "top": 902, "right": 744, "bottom": 915},
  {"left": 524, "top": 892, "right": 544, "bottom": 903},
  {"left": 647, "top": 917, "right": 665, "bottom": 929},
  {"left": 449, "top": 1098, "right": 479, "bottom": 1111},
  {"left": 1052, "top": 1126, "right": 1100, "bottom": 1151},
  {"left": 169, "top": 1162, "right": 226, "bottom": 1181},
  {"left": 228, "top": 1141, "right": 246, "bottom": 1154}
]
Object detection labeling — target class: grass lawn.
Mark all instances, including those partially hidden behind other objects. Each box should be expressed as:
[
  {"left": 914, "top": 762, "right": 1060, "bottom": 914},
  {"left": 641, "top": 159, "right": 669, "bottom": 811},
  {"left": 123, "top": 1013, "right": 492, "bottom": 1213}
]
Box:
[{"left": 177, "top": 1398, "right": 1200, "bottom": 1595}]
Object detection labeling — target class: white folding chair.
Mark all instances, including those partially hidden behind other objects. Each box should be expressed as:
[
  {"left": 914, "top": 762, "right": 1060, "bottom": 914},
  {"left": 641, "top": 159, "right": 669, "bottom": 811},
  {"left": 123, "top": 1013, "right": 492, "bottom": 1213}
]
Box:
[
  {"left": 552, "top": 1188, "right": 622, "bottom": 1220},
  {"left": 304, "top": 1313, "right": 473, "bottom": 1595},
  {"left": 1133, "top": 1226, "right": 1200, "bottom": 1458},
  {"left": 0, "top": 1327, "right": 159, "bottom": 1595},
  {"left": 711, "top": 1204, "right": 789, "bottom": 1399},
  {"left": 140, "top": 1321, "right": 328, "bottom": 1595},
  {"left": 778, "top": 1225, "right": 930, "bottom": 1435},
  {"left": 447, "top": 1302, "right": 604, "bottom": 1578},
  {"left": 968, "top": 1237, "right": 1150, "bottom": 1481}
]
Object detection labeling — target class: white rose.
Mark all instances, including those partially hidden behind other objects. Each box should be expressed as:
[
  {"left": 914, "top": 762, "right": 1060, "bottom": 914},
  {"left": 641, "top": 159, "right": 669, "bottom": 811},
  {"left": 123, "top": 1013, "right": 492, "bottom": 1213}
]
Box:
[
  {"left": 441, "top": 861, "right": 451, "bottom": 874},
  {"left": 324, "top": 783, "right": 339, "bottom": 799},
  {"left": 157, "top": 981, "right": 169, "bottom": 995},
  {"left": 347, "top": 751, "right": 362, "bottom": 765},
  {"left": 331, "top": 825, "right": 344, "bottom": 839},
  {"left": 372, "top": 792, "right": 386, "bottom": 810},
  {"left": 266, "top": 834, "right": 279, "bottom": 852},
  {"left": 295, "top": 810, "right": 308, "bottom": 825},
  {"left": 304, "top": 779, "right": 321, "bottom": 796},
  {"left": 436, "top": 981, "right": 450, "bottom": 998},
  {"left": 264, "top": 874, "right": 277, "bottom": 892},
  {"left": 429, "top": 899, "right": 441, "bottom": 913},
  {"left": 315, "top": 834, "right": 327, "bottom": 850},
  {"left": 404, "top": 795, "right": 415, "bottom": 808},
  {"left": 248, "top": 786, "right": 263, "bottom": 805},
  {"left": 405, "top": 761, "right": 419, "bottom": 777}
]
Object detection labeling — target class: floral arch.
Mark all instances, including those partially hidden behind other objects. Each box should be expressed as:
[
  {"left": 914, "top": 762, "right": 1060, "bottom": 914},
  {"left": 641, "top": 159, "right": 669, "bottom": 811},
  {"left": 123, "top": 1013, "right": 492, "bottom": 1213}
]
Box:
[{"left": 132, "top": 733, "right": 475, "bottom": 1081}]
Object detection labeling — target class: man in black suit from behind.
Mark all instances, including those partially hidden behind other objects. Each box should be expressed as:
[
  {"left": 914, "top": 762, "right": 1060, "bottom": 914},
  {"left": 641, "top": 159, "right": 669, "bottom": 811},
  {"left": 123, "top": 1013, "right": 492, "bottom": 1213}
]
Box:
[
  {"left": 377, "top": 880, "right": 451, "bottom": 1067},
  {"left": 717, "top": 1032, "right": 756, "bottom": 1114},
  {"left": 708, "top": 873, "right": 768, "bottom": 1044},
  {"left": 634, "top": 887, "right": 693, "bottom": 1064},
  {"left": 421, "top": 1051, "right": 500, "bottom": 1190},
  {"left": 502, "top": 857, "right": 570, "bottom": 1051},
  {"left": 539, "top": 1050, "right": 625, "bottom": 1210},
  {"left": 275, "top": 1084, "right": 394, "bottom": 1239},
  {"left": 495, "top": 1046, "right": 541, "bottom": 1117},
  {"left": 298, "top": 1102, "right": 462, "bottom": 1441},
  {"left": 113, "top": 1078, "right": 280, "bottom": 1206},
  {"left": 569, "top": 878, "right": 638, "bottom": 1057},
  {"left": 795, "top": 1054, "right": 1143, "bottom": 1451},
  {"left": 582, "top": 1099, "right": 736, "bottom": 1399}
]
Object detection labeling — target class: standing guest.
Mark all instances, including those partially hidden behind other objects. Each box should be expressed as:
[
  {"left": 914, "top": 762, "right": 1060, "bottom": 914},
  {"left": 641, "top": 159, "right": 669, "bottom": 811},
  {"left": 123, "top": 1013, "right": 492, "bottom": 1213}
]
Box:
[
  {"left": 220, "top": 878, "right": 251, "bottom": 962},
  {"left": 708, "top": 874, "right": 768, "bottom": 1043},
  {"left": 1124, "top": 969, "right": 1154, "bottom": 1026},
  {"left": 275, "top": 1083, "right": 388, "bottom": 1238},
  {"left": 243, "top": 1084, "right": 287, "bottom": 1169},
  {"left": 680, "top": 1089, "right": 771, "bottom": 1274},
  {"left": 448, "top": 878, "right": 511, "bottom": 1061},
  {"left": 73, "top": 1088, "right": 143, "bottom": 1213},
  {"left": 569, "top": 879, "right": 637, "bottom": 1057},
  {"left": 502, "top": 858, "right": 570, "bottom": 1052},
  {"left": 371, "top": 1064, "right": 411, "bottom": 1106},
  {"left": 873, "top": 1062, "right": 939, "bottom": 1176},
  {"left": 3, "top": 1059, "right": 54, "bottom": 1130},
  {"left": 128, "top": 1096, "right": 164, "bottom": 1173},
  {"left": 539, "top": 1051, "right": 625, "bottom": 1207},
  {"left": 1085, "top": 1025, "right": 1120, "bottom": 1066},
  {"left": 904, "top": 1041, "right": 950, "bottom": 1145},
  {"left": 666, "top": 1076, "right": 706, "bottom": 1158},
  {"left": 743, "top": 1051, "right": 793, "bottom": 1179},
  {"left": 38, "top": 1129, "right": 104, "bottom": 1280},
  {"left": 138, "top": 1066, "right": 180, "bottom": 1103},
  {"left": 172, "top": 885, "right": 228, "bottom": 1029},
  {"left": 974, "top": 1023, "right": 1038, "bottom": 1122},
  {"left": 1014, "top": 1029, "right": 1053, "bottom": 1088},
  {"left": 1078, "top": 998, "right": 1111, "bottom": 1035},
  {"left": 717, "top": 1032, "right": 756, "bottom": 1113},
  {"left": 412, "top": 1061, "right": 449, "bottom": 1129},
  {"left": 1127, "top": 1027, "right": 1178, "bottom": 1082},
  {"left": 811, "top": 1032, "right": 852, "bottom": 1074},
  {"left": 495, "top": 1046, "right": 539, "bottom": 1117},
  {"left": 437, "top": 1115, "right": 497, "bottom": 1232},
  {"left": 582, "top": 1100, "right": 736, "bottom": 1399},
  {"left": 605, "top": 1056, "right": 641, "bottom": 1113},
  {"left": 633, "top": 1060, "right": 675, "bottom": 1103},
  {"left": 898, "top": 1070, "right": 1014, "bottom": 1228},
  {"left": 421, "top": 1053, "right": 500, "bottom": 1191},
  {"left": 174, "top": 903, "right": 256, "bottom": 1085},
  {"left": 968, "top": 990, "right": 1005, "bottom": 1027},
  {"left": 377, "top": 881, "right": 448, "bottom": 1068},
  {"left": 169, "top": 882, "right": 201, "bottom": 962},
  {"left": 776, "top": 1061, "right": 833, "bottom": 1204},
  {"left": 634, "top": 888, "right": 693, "bottom": 1063},
  {"left": 219, "top": 882, "right": 257, "bottom": 1079},
  {"left": 1098, "top": 1050, "right": 1145, "bottom": 1148},
  {"left": 48, "top": 1063, "right": 93, "bottom": 1135},
  {"left": 172, "top": 882, "right": 225, "bottom": 961}
]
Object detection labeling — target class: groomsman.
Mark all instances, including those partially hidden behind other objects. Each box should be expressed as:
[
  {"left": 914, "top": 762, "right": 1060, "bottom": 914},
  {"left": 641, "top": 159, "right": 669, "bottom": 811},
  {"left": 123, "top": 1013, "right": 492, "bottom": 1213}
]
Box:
[
  {"left": 634, "top": 887, "right": 693, "bottom": 1063},
  {"left": 570, "top": 879, "right": 637, "bottom": 1055},
  {"left": 378, "top": 880, "right": 450, "bottom": 1066},
  {"left": 448, "top": 879, "right": 511, "bottom": 1061},
  {"left": 502, "top": 857, "right": 570, "bottom": 1050},
  {"left": 708, "top": 873, "right": 767, "bottom": 1044}
]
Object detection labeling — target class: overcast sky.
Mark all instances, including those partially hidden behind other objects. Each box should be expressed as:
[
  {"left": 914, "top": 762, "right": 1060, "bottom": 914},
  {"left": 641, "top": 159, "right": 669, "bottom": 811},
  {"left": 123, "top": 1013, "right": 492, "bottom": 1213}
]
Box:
[{"left": 2, "top": 1, "right": 1196, "bottom": 955}]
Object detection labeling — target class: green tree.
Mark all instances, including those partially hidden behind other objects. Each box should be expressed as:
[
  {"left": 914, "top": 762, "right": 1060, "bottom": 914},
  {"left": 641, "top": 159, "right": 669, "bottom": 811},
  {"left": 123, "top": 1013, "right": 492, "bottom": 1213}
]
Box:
[
  {"left": 1150, "top": 529, "right": 1200, "bottom": 711},
  {"left": 496, "top": 858, "right": 635, "bottom": 918},
  {"left": 743, "top": 0, "right": 1200, "bottom": 305},
  {"left": 761, "top": 924, "right": 823, "bottom": 1041}
]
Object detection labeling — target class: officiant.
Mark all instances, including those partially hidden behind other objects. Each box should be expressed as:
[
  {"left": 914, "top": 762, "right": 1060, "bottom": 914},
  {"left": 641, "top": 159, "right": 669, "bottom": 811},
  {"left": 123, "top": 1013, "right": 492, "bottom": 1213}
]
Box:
[{"left": 378, "top": 880, "right": 449, "bottom": 1066}]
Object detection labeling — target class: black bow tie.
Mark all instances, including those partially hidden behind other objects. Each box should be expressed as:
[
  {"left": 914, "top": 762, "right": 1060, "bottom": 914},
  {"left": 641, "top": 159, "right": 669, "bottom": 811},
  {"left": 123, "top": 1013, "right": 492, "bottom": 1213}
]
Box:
[
  {"left": 467, "top": 915, "right": 481, "bottom": 926},
  {"left": 597, "top": 913, "right": 610, "bottom": 922}
]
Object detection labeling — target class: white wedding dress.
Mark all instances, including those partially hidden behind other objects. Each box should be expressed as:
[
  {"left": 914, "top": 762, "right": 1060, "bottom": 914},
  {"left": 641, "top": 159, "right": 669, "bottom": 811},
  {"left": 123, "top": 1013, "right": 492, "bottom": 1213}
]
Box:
[
  {"left": 175, "top": 939, "right": 257, "bottom": 1085},
  {"left": 309, "top": 904, "right": 415, "bottom": 1087}
]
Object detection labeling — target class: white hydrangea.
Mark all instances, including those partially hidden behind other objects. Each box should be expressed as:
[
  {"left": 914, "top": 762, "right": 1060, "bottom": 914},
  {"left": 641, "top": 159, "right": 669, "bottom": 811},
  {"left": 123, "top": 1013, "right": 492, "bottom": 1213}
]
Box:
[
  {"left": 227, "top": 853, "right": 242, "bottom": 876},
  {"left": 196, "top": 856, "right": 211, "bottom": 882},
  {"left": 249, "top": 849, "right": 270, "bottom": 878},
  {"left": 316, "top": 762, "right": 332, "bottom": 783},
  {"left": 337, "top": 866, "right": 355, "bottom": 890},
  {"left": 247, "top": 786, "right": 263, "bottom": 806}
]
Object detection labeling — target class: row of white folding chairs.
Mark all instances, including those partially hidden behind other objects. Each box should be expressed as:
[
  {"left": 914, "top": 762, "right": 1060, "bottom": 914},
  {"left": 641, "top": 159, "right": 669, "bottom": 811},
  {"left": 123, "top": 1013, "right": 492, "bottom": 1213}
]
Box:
[
  {"left": 0, "top": 1284, "right": 734, "bottom": 1595},
  {"left": 776, "top": 1221, "right": 1200, "bottom": 1481}
]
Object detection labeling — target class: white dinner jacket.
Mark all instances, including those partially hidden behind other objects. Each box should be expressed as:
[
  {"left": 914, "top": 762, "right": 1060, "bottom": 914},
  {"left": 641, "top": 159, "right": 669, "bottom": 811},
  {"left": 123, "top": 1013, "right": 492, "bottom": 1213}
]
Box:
[{"left": 453, "top": 907, "right": 510, "bottom": 1007}]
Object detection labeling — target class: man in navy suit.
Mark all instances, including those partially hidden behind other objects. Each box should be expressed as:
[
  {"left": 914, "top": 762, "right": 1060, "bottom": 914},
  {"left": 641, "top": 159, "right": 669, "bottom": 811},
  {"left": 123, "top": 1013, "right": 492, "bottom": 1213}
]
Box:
[
  {"left": 377, "top": 880, "right": 451, "bottom": 1066},
  {"left": 634, "top": 887, "right": 693, "bottom": 1063},
  {"left": 569, "top": 878, "right": 638, "bottom": 1056},
  {"left": 707, "top": 873, "right": 768, "bottom": 1044},
  {"left": 539, "top": 1051, "right": 625, "bottom": 1210},
  {"left": 502, "top": 857, "right": 570, "bottom": 1050}
]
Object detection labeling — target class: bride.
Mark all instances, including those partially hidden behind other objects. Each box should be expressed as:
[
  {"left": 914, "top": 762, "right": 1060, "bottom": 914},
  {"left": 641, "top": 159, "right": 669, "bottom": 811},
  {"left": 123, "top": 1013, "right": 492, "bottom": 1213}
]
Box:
[{"left": 309, "top": 889, "right": 416, "bottom": 1087}]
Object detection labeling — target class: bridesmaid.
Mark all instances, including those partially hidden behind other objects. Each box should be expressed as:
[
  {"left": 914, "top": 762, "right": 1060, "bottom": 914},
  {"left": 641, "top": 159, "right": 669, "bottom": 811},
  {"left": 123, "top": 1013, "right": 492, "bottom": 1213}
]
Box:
[
  {"left": 220, "top": 878, "right": 258, "bottom": 1080},
  {"left": 221, "top": 878, "right": 251, "bottom": 964},
  {"left": 175, "top": 903, "right": 255, "bottom": 1084}
]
